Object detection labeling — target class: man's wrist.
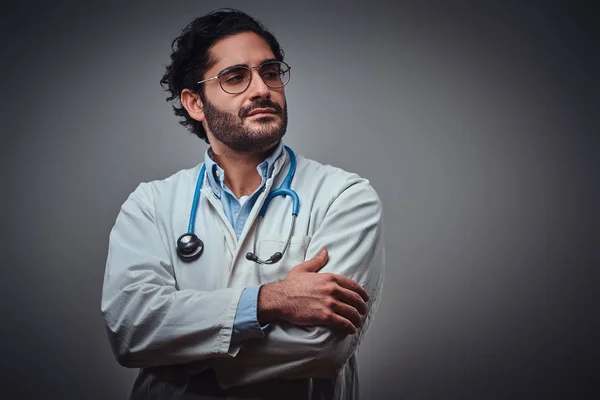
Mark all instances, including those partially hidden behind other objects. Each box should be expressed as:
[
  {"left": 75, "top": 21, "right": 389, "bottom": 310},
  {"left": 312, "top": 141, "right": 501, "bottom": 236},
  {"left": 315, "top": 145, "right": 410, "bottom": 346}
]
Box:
[{"left": 257, "top": 282, "right": 284, "bottom": 324}]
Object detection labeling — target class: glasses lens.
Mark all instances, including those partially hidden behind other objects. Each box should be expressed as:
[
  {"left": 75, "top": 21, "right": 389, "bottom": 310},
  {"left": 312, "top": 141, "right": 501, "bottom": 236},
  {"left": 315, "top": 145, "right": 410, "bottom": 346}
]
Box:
[
  {"left": 220, "top": 67, "right": 251, "bottom": 94},
  {"left": 259, "top": 61, "right": 290, "bottom": 88}
]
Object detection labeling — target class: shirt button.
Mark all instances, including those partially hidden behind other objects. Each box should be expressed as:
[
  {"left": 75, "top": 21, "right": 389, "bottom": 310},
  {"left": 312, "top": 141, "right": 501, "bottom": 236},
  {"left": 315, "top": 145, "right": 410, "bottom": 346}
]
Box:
[{"left": 234, "top": 212, "right": 239, "bottom": 219}]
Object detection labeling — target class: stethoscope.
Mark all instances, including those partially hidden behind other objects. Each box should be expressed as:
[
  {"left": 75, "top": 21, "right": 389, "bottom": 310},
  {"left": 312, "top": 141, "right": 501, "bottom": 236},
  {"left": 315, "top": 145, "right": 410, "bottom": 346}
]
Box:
[{"left": 176, "top": 145, "right": 299, "bottom": 264}]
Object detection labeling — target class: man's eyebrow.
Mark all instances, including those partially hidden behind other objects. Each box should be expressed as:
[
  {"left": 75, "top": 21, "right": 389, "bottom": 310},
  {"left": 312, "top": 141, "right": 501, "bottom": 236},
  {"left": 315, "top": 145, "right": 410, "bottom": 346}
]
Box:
[
  {"left": 260, "top": 57, "right": 277, "bottom": 64},
  {"left": 220, "top": 58, "right": 278, "bottom": 72}
]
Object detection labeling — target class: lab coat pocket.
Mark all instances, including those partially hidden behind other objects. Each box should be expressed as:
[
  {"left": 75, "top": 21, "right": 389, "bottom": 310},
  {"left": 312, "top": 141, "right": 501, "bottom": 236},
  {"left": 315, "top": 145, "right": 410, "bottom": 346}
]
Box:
[{"left": 256, "top": 235, "right": 311, "bottom": 283}]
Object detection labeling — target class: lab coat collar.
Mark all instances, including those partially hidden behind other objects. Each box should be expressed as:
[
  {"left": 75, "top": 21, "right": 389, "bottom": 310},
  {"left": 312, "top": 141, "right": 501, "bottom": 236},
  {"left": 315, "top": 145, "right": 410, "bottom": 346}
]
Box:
[{"left": 203, "top": 141, "right": 286, "bottom": 198}]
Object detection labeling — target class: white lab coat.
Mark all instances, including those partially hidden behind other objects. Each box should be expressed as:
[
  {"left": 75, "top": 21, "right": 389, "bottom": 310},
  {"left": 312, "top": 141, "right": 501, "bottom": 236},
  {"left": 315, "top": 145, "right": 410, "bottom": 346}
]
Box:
[{"left": 101, "top": 148, "right": 385, "bottom": 399}]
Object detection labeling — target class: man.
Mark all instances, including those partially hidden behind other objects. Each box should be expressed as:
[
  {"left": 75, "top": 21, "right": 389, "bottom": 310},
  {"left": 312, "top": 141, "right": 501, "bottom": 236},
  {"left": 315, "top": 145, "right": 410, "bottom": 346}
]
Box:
[{"left": 101, "top": 8, "right": 384, "bottom": 399}]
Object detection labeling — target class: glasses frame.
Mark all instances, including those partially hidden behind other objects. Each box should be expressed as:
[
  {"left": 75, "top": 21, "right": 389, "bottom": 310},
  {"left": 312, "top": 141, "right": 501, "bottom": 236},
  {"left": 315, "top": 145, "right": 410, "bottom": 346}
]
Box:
[{"left": 196, "top": 60, "right": 291, "bottom": 94}]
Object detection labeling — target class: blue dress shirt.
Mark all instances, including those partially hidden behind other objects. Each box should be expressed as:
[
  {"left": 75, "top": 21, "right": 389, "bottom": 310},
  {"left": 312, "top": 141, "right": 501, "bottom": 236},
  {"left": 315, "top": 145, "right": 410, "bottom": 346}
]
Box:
[{"left": 204, "top": 142, "right": 284, "bottom": 344}]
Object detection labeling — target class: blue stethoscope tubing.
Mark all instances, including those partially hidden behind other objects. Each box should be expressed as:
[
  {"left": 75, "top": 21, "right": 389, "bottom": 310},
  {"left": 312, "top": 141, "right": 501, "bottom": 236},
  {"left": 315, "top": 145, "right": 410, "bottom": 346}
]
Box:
[{"left": 176, "top": 145, "right": 299, "bottom": 263}]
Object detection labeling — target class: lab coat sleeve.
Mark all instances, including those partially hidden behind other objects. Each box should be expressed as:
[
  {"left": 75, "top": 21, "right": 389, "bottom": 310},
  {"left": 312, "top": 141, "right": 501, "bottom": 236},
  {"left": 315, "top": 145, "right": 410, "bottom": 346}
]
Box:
[
  {"left": 101, "top": 183, "right": 245, "bottom": 368},
  {"left": 211, "top": 178, "right": 385, "bottom": 388}
]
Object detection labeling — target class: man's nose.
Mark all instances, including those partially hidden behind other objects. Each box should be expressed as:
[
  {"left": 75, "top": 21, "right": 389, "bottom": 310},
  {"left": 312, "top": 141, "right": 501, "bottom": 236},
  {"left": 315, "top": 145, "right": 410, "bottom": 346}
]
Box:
[{"left": 246, "top": 69, "right": 271, "bottom": 99}]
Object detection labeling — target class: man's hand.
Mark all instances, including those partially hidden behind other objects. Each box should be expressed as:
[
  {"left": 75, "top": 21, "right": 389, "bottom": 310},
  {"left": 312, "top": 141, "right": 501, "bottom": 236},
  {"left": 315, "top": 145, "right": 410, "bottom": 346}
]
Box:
[{"left": 258, "top": 249, "right": 369, "bottom": 335}]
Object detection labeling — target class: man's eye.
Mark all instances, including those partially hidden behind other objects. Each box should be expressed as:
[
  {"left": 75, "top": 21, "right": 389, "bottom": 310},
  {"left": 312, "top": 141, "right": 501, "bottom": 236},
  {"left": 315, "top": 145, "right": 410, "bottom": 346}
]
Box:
[
  {"left": 261, "top": 71, "right": 278, "bottom": 79},
  {"left": 224, "top": 74, "right": 245, "bottom": 83}
]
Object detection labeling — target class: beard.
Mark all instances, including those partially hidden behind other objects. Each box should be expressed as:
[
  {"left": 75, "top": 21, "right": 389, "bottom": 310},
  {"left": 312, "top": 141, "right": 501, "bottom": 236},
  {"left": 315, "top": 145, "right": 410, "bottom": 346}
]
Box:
[{"left": 202, "top": 97, "right": 288, "bottom": 152}]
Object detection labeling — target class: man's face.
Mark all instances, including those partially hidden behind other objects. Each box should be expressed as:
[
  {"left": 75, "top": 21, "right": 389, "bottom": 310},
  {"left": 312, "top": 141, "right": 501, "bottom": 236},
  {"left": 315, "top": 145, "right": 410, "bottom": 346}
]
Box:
[{"left": 200, "top": 32, "right": 288, "bottom": 152}]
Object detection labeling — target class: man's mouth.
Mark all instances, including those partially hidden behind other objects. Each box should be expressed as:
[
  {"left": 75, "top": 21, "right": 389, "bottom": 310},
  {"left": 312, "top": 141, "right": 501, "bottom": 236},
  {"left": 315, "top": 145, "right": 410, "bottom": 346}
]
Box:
[{"left": 246, "top": 108, "right": 277, "bottom": 117}]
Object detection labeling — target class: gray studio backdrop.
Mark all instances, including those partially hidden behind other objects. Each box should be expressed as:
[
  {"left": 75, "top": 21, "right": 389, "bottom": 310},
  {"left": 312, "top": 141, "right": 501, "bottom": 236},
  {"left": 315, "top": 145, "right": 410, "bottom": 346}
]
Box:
[{"left": 2, "top": 1, "right": 597, "bottom": 399}]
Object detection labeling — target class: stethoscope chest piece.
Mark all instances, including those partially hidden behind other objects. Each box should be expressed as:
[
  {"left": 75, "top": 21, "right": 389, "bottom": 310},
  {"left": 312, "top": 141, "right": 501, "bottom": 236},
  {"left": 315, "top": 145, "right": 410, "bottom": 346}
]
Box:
[{"left": 176, "top": 233, "right": 204, "bottom": 261}]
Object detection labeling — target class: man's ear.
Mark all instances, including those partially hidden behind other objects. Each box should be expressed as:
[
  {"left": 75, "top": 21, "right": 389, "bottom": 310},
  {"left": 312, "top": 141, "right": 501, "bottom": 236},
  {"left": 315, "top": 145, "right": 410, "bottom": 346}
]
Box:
[{"left": 180, "top": 89, "right": 205, "bottom": 122}]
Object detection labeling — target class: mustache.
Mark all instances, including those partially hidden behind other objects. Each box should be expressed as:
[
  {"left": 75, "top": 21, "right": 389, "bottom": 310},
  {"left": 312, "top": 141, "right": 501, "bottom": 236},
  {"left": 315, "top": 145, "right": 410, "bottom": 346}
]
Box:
[{"left": 239, "top": 100, "right": 283, "bottom": 118}]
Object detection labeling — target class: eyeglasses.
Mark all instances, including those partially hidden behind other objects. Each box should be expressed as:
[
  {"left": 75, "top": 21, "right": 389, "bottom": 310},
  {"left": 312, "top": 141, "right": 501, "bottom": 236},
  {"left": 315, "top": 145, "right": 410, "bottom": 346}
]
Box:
[{"left": 197, "top": 60, "right": 291, "bottom": 94}]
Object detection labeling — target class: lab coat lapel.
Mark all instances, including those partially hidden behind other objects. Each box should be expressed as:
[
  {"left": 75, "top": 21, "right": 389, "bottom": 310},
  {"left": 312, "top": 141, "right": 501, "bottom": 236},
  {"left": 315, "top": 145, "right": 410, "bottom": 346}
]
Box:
[
  {"left": 226, "top": 150, "right": 290, "bottom": 276},
  {"left": 201, "top": 187, "right": 237, "bottom": 250}
]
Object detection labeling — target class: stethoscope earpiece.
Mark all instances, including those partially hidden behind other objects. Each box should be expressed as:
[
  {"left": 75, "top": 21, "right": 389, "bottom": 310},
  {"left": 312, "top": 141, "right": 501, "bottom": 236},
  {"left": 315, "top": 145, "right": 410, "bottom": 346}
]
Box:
[
  {"left": 269, "top": 252, "right": 283, "bottom": 263},
  {"left": 245, "top": 251, "right": 283, "bottom": 265}
]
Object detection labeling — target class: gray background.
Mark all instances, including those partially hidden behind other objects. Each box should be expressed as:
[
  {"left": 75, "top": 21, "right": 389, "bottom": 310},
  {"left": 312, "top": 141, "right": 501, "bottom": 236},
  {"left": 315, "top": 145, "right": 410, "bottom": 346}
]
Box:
[{"left": 2, "top": 0, "right": 598, "bottom": 399}]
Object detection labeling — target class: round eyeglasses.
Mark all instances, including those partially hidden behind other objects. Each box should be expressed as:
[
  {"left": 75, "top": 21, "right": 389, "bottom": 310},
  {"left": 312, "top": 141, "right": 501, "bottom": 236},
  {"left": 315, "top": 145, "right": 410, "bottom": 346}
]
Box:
[{"left": 197, "top": 60, "right": 291, "bottom": 94}]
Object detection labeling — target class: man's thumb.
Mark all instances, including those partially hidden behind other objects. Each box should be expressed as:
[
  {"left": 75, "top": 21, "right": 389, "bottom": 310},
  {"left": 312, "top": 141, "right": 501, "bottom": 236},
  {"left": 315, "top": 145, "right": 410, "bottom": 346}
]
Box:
[{"left": 293, "top": 249, "right": 328, "bottom": 273}]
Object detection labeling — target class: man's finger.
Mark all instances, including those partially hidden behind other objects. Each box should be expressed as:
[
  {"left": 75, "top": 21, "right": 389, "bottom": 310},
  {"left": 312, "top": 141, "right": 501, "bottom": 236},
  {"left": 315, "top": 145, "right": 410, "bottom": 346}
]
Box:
[
  {"left": 335, "top": 287, "right": 368, "bottom": 315},
  {"left": 333, "top": 275, "right": 369, "bottom": 302},
  {"left": 292, "top": 249, "right": 328, "bottom": 273},
  {"left": 327, "top": 313, "right": 357, "bottom": 335},
  {"left": 331, "top": 300, "right": 364, "bottom": 329}
]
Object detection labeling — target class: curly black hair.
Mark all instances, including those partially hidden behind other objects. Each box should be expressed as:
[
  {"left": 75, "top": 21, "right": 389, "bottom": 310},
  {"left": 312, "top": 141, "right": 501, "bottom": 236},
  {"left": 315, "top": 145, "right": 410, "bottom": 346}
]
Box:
[{"left": 160, "top": 8, "right": 285, "bottom": 143}]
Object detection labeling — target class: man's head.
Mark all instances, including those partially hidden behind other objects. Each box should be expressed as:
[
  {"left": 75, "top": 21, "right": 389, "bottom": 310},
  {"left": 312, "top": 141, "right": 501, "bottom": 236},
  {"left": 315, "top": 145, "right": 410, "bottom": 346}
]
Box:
[{"left": 160, "top": 8, "right": 289, "bottom": 151}]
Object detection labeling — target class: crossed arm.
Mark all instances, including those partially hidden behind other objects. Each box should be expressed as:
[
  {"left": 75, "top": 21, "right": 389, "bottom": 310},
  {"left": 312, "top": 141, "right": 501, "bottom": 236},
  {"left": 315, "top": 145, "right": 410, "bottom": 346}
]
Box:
[
  {"left": 101, "top": 178, "right": 384, "bottom": 387},
  {"left": 211, "top": 179, "right": 384, "bottom": 387}
]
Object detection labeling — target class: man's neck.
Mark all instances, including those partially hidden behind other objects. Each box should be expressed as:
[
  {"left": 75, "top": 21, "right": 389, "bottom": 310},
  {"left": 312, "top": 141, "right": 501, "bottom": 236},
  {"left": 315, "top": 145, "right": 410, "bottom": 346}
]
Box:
[{"left": 209, "top": 141, "right": 279, "bottom": 199}]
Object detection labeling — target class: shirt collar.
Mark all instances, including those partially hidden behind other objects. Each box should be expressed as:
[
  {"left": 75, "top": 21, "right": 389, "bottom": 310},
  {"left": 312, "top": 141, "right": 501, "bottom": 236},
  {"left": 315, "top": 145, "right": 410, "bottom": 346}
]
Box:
[{"left": 203, "top": 141, "right": 285, "bottom": 198}]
